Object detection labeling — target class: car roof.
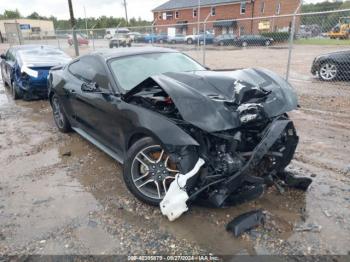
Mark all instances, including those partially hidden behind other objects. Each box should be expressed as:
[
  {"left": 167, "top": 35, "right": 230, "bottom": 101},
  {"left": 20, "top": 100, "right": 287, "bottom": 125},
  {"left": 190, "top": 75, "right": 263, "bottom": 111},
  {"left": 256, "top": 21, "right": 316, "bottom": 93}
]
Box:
[
  {"left": 92, "top": 47, "right": 179, "bottom": 60},
  {"left": 10, "top": 44, "right": 60, "bottom": 51}
]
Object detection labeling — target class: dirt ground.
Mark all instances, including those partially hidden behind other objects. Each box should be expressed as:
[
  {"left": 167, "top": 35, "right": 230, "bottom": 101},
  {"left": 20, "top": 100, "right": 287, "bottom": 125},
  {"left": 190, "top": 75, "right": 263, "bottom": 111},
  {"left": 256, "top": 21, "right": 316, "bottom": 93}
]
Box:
[{"left": 0, "top": 43, "right": 350, "bottom": 256}]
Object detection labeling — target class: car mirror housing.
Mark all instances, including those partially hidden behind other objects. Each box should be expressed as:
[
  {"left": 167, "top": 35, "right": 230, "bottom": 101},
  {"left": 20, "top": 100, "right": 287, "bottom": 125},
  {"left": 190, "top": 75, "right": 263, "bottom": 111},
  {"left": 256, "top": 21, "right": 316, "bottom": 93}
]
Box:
[
  {"left": 0, "top": 54, "right": 6, "bottom": 60},
  {"left": 81, "top": 82, "right": 112, "bottom": 95}
]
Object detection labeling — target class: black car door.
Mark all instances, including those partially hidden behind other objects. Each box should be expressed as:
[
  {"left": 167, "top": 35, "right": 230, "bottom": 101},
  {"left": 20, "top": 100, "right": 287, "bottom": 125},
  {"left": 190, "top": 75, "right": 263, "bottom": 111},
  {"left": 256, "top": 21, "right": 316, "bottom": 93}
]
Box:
[
  {"left": 67, "top": 55, "right": 125, "bottom": 157},
  {"left": 339, "top": 51, "right": 350, "bottom": 75}
]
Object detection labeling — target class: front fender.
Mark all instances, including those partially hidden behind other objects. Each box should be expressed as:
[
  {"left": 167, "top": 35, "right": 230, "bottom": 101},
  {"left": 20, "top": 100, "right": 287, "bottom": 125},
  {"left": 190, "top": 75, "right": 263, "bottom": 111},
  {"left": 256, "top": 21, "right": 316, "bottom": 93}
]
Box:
[{"left": 120, "top": 102, "right": 199, "bottom": 151}]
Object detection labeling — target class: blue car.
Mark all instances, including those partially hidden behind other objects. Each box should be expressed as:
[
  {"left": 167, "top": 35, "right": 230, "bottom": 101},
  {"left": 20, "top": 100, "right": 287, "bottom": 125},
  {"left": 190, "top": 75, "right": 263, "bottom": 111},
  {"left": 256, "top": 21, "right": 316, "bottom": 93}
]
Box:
[
  {"left": 0, "top": 45, "right": 71, "bottom": 100},
  {"left": 143, "top": 34, "right": 158, "bottom": 43}
]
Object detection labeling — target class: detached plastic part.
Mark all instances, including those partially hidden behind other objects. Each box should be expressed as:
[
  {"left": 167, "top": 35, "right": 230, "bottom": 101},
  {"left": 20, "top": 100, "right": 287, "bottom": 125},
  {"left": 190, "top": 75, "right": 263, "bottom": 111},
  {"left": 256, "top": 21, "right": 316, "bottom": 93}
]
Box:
[
  {"left": 226, "top": 209, "right": 266, "bottom": 237},
  {"left": 160, "top": 158, "right": 205, "bottom": 221},
  {"left": 21, "top": 65, "right": 38, "bottom": 78}
]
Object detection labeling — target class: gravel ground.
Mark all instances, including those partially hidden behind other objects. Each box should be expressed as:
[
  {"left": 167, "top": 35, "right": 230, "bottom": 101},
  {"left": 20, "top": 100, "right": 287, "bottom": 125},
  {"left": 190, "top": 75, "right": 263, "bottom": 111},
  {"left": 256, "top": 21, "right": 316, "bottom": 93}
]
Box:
[{"left": 0, "top": 43, "right": 349, "bottom": 256}]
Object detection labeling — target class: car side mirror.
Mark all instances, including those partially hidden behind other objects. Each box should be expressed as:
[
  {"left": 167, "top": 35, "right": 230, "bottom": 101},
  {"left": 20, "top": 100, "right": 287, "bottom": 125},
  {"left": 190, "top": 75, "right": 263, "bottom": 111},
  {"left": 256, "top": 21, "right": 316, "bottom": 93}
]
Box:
[
  {"left": 81, "top": 82, "right": 111, "bottom": 95},
  {"left": 0, "top": 54, "right": 6, "bottom": 60},
  {"left": 81, "top": 82, "right": 100, "bottom": 92}
]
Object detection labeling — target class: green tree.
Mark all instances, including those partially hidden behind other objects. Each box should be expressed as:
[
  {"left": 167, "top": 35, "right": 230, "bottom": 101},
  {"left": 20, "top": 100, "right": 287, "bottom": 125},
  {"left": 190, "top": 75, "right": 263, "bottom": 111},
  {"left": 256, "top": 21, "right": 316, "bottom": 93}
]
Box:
[{"left": 3, "top": 9, "right": 21, "bottom": 19}]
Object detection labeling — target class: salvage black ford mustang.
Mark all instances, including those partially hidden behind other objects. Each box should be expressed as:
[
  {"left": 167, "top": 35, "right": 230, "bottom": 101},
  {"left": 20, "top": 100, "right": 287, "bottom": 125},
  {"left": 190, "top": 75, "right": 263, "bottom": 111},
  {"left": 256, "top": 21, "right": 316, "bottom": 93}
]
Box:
[{"left": 48, "top": 47, "right": 303, "bottom": 220}]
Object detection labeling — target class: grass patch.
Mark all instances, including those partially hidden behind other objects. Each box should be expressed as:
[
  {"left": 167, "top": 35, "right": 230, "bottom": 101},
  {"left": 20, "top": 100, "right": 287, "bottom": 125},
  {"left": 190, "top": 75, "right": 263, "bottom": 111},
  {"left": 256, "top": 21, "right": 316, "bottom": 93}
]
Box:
[{"left": 295, "top": 38, "right": 350, "bottom": 45}]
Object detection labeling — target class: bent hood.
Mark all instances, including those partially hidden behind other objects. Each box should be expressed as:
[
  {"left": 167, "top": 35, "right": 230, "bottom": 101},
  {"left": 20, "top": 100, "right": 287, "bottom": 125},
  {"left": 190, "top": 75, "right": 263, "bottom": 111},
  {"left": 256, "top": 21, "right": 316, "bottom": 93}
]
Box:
[{"left": 127, "top": 68, "right": 298, "bottom": 132}]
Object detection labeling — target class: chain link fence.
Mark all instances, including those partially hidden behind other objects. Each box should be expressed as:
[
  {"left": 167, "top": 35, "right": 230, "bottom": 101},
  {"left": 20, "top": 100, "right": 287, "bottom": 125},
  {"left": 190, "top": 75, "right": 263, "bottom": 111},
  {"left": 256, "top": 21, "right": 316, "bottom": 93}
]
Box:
[{"left": 2, "top": 9, "right": 350, "bottom": 85}]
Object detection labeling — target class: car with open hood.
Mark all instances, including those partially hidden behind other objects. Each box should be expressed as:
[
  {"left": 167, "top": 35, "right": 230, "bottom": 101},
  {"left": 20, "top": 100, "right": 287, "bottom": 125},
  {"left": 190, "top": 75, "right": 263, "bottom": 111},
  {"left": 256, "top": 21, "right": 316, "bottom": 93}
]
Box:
[
  {"left": 48, "top": 47, "right": 301, "bottom": 221},
  {"left": 1, "top": 45, "right": 71, "bottom": 100}
]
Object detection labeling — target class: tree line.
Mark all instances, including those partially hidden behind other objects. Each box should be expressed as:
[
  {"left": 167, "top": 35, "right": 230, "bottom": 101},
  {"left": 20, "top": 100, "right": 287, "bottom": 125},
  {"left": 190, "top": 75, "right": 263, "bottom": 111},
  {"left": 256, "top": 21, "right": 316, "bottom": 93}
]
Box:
[
  {"left": 301, "top": 0, "right": 350, "bottom": 32},
  {"left": 0, "top": 9, "right": 151, "bottom": 30}
]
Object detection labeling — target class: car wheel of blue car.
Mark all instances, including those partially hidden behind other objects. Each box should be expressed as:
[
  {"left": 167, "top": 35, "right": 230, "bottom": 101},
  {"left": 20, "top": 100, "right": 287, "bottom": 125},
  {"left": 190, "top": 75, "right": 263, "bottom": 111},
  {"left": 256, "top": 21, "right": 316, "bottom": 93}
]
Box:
[
  {"left": 11, "top": 82, "right": 21, "bottom": 100},
  {"left": 51, "top": 94, "right": 71, "bottom": 133}
]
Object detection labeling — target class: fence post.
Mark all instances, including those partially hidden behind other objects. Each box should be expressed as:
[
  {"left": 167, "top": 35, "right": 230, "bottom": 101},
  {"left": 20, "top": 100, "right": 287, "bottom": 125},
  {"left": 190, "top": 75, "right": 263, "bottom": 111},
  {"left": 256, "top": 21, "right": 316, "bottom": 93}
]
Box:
[
  {"left": 286, "top": 2, "right": 302, "bottom": 81},
  {"left": 151, "top": 18, "right": 158, "bottom": 46},
  {"left": 72, "top": 28, "right": 80, "bottom": 57},
  {"left": 202, "top": 13, "right": 211, "bottom": 66}
]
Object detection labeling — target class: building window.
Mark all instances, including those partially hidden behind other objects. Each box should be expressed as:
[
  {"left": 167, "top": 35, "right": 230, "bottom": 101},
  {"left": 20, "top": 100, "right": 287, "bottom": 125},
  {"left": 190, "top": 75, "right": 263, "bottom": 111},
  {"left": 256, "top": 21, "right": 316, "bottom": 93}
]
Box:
[
  {"left": 276, "top": 2, "right": 281, "bottom": 15},
  {"left": 211, "top": 7, "right": 216, "bottom": 16},
  {"left": 162, "top": 12, "right": 166, "bottom": 20},
  {"left": 166, "top": 11, "right": 173, "bottom": 20},
  {"left": 193, "top": 8, "right": 197, "bottom": 17},
  {"left": 175, "top": 11, "right": 179, "bottom": 19},
  {"left": 240, "top": 1, "right": 246, "bottom": 14},
  {"left": 239, "top": 26, "right": 245, "bottom": 35},
  {"left": 260, "top": 2, "right": 265, "bottom": 14}
]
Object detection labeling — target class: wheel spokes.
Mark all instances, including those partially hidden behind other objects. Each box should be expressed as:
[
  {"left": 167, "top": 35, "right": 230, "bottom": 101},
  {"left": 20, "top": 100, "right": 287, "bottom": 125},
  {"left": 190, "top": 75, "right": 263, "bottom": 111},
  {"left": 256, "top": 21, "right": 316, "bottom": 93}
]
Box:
[
  {"left": 154, "top": 181, "right": 161, "bottom": 198},
  {"left": 137, "top": 179, "right": 154, "bottom": 189},
  {"left": 140, "top": 152, "right": 156, "bottom": 164},
  {"left": 165, "top": 156, "right": 180, "bottom": 173},
  {"left": 133, "top": 171, "right": 149, "bottom": 182}
]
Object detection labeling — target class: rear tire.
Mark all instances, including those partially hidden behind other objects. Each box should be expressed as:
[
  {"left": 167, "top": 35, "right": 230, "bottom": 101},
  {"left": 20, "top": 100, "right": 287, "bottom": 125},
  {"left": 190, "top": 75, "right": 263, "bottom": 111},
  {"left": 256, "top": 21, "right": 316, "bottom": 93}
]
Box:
[
  {"left": 242, "top": 41, "right": 248, "bottom": 47},
  {"left": 51, "top": 94, "right": 71, "bottom": 133},
  {"left": 187, "top": 38, "right": 193, "bottom": 44}
]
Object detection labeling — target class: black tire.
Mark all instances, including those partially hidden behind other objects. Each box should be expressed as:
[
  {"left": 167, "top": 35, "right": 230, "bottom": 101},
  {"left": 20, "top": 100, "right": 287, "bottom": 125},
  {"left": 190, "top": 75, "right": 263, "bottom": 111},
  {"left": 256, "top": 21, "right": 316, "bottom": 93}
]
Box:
[
  {"left": 171, "top": 40, "right": 176, "bottom": 44},
  {"left": 219, "top": 41, "right": 224, "bottom": 46},
  {"left": 51, "top": 94, "right": 71, "bottom": 133},
  {"left": 187, "top": 38, "right": 193, "bottom": 44},
  {"left": 159, "top": 39, "right": 164, "bottom": 44},
  {"left": 242, "top": 41, "right": 248, "bottom": 47},
  {"left": 123, "top": 137, "right": 179, "bottom": 206},
  {"left": 265, "top": 40, "right": 271, "bottom": 46},
  {"left": 11, "top": 81, "right": 21, "bottom": 100},
  {"left": 1, "top": 71, "right": 9, "bottom": 87}
]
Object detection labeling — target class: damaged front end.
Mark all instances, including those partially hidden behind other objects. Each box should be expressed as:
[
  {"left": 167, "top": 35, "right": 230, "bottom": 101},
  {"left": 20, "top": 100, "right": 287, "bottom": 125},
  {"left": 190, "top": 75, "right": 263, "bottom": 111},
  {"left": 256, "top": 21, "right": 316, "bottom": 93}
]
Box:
[{"left": 124, "top": 68, "right": 309, "bottom": 221}]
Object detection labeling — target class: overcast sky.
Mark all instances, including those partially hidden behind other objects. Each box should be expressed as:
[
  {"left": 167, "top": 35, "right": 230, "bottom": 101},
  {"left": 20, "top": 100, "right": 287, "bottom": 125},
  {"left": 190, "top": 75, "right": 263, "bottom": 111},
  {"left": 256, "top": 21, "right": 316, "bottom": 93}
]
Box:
[{"left": 0, "top": 0, "right": 337, "bottom": 21}]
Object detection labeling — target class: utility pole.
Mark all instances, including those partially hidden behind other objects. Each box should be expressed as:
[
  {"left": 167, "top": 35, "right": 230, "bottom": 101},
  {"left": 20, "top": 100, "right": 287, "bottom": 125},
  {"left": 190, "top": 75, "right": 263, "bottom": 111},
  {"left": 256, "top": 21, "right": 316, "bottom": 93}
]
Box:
[
  {"left": 68, "top": 0, "right": 79, "bottom": 56},
  {"left": 250, "top": 0, "right": 255, "bottom": 34},
  {"left": 84, "top": 6, "right": 88, "bottom": 31},
  {"left": 122, "top": 0, "right": 129, "bottom": 25}
]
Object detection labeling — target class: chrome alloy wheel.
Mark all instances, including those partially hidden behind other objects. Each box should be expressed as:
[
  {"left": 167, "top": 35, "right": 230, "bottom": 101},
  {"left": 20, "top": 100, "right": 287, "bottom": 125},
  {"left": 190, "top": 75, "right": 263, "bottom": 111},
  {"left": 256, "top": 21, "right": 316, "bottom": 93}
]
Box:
[
  {"left": 52, "top": 96, "right": 65, "bottom": 129},
  {"left": 131, "top": 145, "right": 179, "bottom": 200},
  {"left": 319, "top": 63, "right": 337, "bottom": 81}
]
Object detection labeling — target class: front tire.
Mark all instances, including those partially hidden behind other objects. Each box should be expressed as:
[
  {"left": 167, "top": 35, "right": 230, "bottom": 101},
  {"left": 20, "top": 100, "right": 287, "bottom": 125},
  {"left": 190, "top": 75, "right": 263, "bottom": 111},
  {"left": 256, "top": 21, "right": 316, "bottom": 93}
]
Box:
[
  {"left": 123, "top": 137, "right": 179, "bottom": 206},
  {"left": 11, "top": 81, "right": 21, "bottom": 100},
  {"left": 51, "top": 94, "right": 71, "bottom": 133},
  {"left": 187, "top": 38, "right": 193, "bottom": 44},
  {"left": 319, "top": 62, "right": 338, "bottom": 81}
]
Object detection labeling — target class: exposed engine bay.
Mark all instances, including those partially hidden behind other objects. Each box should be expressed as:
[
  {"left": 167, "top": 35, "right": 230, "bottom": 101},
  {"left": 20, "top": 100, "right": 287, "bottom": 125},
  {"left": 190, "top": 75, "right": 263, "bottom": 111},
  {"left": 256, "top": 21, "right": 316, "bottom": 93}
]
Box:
[{"left": 123, "top": 68, "right": 312, "bottom": 221}]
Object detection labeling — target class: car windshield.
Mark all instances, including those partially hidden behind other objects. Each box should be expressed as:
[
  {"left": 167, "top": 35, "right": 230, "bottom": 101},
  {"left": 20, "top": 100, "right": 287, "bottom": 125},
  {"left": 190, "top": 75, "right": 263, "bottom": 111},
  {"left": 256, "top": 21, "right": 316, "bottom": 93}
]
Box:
[{"left": 109, "top": 52, "right": 205, "bottom": 91}]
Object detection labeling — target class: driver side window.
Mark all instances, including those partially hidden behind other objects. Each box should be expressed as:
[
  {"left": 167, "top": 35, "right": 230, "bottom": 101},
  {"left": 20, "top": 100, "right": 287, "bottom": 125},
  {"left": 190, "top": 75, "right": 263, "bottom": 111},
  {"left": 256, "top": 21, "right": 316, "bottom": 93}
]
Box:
[{"left": 68, "top": 56, "right": 109, "bottom": 90}]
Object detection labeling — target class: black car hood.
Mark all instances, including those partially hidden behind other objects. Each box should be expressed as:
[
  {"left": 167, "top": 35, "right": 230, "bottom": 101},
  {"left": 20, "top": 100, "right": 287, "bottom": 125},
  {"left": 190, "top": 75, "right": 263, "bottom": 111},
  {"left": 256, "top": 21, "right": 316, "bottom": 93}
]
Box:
[{"left": 125, "top": 68, "right": 298, "bottom": 132}]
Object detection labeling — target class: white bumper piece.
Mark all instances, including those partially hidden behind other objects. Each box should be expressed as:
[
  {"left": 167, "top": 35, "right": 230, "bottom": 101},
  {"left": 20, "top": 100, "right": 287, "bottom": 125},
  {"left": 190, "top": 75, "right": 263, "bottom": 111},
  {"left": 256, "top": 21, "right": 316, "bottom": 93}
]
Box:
[
  {"left": 21, "top": 66, "right": 38, "bottom": 78},
  {"left": 160, "top": 158, "right": 205, "bottom": 221}
]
